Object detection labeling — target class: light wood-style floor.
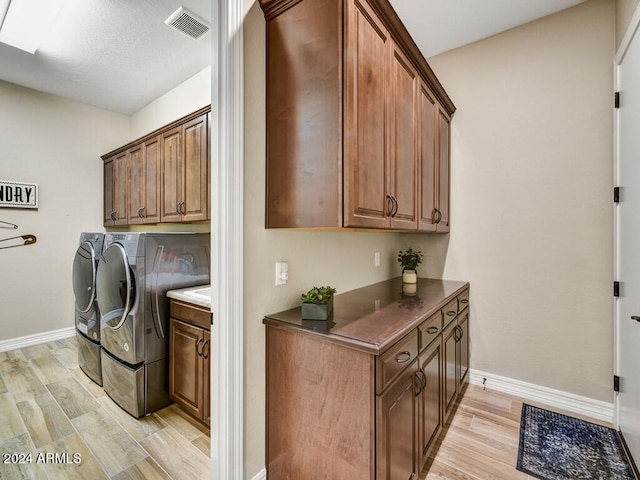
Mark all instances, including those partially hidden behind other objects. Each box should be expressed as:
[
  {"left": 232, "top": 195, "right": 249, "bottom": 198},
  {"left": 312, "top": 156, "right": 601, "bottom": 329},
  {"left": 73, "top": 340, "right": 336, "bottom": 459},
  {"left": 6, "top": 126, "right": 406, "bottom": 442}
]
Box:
[
  {"left": 0, "top": 336, "right": 210, "bottom": 480},
  {"left": 424, "top": 384, "right": 613, "bottom": 480}
]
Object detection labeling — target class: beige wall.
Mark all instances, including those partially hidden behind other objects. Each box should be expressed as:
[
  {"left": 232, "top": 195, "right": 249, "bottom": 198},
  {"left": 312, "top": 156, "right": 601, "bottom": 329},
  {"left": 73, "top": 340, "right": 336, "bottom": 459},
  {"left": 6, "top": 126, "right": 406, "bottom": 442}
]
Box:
[
  {"left": 130, "top": 66, "right": 212, "bottom": 139},
  {"left": 242, "top": 3, "right": 404, "bottom": 476},
  {"left": 0, "top": 80, "right": 130, "bottom": 341},
  {"left": 617, "top": 0, "right": 640, "bottom": 49},
  {"left": 405, "top": 0, "right": 615, "bottom": 402}
]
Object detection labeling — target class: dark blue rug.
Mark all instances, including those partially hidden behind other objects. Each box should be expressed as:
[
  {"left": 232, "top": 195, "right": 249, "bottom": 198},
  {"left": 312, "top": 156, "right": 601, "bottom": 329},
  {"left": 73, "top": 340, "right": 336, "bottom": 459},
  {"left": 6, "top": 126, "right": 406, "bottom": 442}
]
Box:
[{"left": 516, "top": 404, "right": 635, "bottom": 480}]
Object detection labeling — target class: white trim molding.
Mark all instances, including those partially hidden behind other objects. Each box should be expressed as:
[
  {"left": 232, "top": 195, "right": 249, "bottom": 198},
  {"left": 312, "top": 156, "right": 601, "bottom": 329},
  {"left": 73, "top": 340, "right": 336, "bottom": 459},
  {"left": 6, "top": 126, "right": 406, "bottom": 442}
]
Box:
[
  {"left": 469, "top": 369, "right": 614, "bottom": 424},
  {"left": 210, "top": 0, "right": 244, "bottom": 478},
  {"left": 0, "top": 326, "right": 75, "bottom": 353},
  {"left": 250, "top": 468, "right": 267, "bottom": 480}
]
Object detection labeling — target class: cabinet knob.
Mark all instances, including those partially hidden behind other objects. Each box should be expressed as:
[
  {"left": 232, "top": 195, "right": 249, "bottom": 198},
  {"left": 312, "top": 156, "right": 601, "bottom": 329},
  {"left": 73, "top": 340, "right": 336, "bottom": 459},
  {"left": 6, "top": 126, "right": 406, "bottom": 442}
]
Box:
[
  {"left": 139, "top": 207, "right": 146, "bottom": 218},
  {"left": 426, "top": 326, "right": 439, "bottom": 334},
  {"left": 202, "top": 339, "right": 209, "bottom": 359},
  {"left": 111, "top": 211, "right": 116, "bottom": 221},
  {"left": 632, "top": 316, "right": 640, "bottom": 322},
  {"left": 396, "top": 351, "right": 412, "bottom": 363},
  {"left": 196, "top": 338, "right": 203, "bottom": 356},
  {"left": 180, "top": 201, "right": 186, "bottom": 215},
  {"left": 446, "top": 310, "right": 456, "bottom": 317},
  {"left": 460, "top": 299, "right": 469, "bottom": 305},
  {"left": 391, "top": 195, "right": 398, "bottom": 217}
]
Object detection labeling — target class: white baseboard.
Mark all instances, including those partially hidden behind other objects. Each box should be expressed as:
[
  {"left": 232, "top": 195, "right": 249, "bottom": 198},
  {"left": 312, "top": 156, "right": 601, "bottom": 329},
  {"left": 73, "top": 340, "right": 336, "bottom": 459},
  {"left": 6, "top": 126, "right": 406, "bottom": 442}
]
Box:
[
  {"left": 469, "top": 369, "right": 614, "bottom": 423},
  {"left": 0, "top": 326, "right": 76, "bottom": 353},
  {"left": 250, "top": 468, "right": 266, "bottom": 480}
]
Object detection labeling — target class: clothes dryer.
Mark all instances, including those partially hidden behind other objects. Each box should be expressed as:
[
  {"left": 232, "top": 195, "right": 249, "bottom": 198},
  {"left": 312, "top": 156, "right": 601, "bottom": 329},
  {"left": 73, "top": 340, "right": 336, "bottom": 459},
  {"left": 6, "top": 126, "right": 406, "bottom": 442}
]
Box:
[
  {"left": 96, "top": 232, "right": 209, "bottom": 417},
  {"left": 72, "top": 232, "right": 104, "bottom": 385}
]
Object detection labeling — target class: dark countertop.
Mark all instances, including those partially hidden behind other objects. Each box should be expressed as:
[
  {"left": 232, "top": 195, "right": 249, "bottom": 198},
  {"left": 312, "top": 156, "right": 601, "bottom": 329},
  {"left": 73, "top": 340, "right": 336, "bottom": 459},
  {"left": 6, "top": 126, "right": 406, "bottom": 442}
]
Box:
[{"left": 263, "top": 277, "right": 469, "bottom": 355}]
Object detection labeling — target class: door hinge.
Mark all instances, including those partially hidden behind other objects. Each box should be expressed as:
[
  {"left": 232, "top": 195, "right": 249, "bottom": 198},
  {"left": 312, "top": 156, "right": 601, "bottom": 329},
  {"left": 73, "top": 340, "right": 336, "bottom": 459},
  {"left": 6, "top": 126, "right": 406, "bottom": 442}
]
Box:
[
  {"left": 614, "top": 375, "right": 620, "bottom": 392},
  {"left": 615, "top": 91, "right": 621, "bottom": 109},
  {"left": 614, "top": 281, "right": 620, "bottom": 297},
  {"left": 614, "top": 187, "right": 620, "bottom": 203}
]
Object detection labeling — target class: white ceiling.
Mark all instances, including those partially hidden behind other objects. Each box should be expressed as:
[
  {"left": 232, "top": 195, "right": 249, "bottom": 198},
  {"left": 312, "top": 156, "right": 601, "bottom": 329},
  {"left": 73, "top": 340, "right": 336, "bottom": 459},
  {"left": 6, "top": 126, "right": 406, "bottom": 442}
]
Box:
[{"left": 0, "top": 0, "right": 586, "bottom": 116}]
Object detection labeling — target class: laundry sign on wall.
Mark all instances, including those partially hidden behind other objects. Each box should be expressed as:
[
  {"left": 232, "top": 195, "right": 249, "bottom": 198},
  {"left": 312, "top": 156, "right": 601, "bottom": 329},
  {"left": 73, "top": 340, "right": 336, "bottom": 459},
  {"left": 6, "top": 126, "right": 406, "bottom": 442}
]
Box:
[{"left": 0, "top": 180, "right": 38, "bottom": 209}]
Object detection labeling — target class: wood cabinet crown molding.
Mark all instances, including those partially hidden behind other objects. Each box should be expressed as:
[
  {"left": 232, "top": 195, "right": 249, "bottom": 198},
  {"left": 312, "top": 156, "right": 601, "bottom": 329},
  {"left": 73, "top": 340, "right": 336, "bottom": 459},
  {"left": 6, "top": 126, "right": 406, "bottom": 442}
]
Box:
[{"left": 258, "top": 0, "right": 454, "bottom": 115}]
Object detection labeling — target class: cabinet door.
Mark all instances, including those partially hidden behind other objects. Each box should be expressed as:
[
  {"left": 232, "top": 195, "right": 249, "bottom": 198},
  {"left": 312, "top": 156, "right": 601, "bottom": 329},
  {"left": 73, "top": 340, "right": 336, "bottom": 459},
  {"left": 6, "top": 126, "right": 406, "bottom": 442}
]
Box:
[
  {"left": 344, "top": 0, "right": 390, "bottom": 229},
  {"left": 388, "top": 43, "right": 418, "bottom": 230},
  {"left": 436, "top": 107, "right": 451, "bottom": 232},
  {"left": 169, "top": 319, "right": 205, "bottom": 421},
  {"left": 418, "top": 83, "right": 437, "bottom": 232},
  {"left": 103, "top": 158, "right": 115, "bottom": 226},
  {"left": 203, "top": 329, "right": 210, "bottom": 426},
  {"left": 113, "top": 151, "right": 128, "bottom": 225},
  {"left": 161, "top": 126, "right": 183, "bottom": 222},
  {"left": 377, "top": 360, "right": 419, "bottom": 480},
  {"left": 442, "top": 320, "right": 458, "bottom": 420},
  {"left": 141, "top": 136, "right": 161, "bottom": 224},
  {"left": 182, "top": 114, "right": 208, "bottom": 222},
  {"left": 458, "top": 310, "right": 469, "bottom": 387},
  {"left": 417, "top": 338, "right": 443, "bottom": 472},
  {"left": 127, "top": 144, "right": 145, "bottom": 225}
]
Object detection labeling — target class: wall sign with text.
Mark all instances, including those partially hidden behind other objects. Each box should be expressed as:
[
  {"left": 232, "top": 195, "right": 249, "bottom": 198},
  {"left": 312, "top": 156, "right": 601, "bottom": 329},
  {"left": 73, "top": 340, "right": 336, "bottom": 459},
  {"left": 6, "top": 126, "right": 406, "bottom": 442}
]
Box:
[{"left": 0, "top": 180, "right": 39, "bottom": 209}]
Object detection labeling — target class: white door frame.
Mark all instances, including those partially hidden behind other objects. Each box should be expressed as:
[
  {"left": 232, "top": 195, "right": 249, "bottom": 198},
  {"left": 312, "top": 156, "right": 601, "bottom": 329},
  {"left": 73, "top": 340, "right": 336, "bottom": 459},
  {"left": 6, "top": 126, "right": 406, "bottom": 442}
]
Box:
[
  {"left": 211, "top": 0, "right": 244, "bottom": 478},
  {"left": 614, "top": 3, "right": 640, "bottom": 429}
]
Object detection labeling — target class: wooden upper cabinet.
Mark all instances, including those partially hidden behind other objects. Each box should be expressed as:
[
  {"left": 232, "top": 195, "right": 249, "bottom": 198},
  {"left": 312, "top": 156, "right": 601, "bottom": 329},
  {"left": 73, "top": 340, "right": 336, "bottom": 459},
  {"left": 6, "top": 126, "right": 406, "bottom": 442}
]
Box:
[
  {"left": 161, "top": 114, "right": 209, "bottom": 223},
  {"left": 260, "top": 0, "right": 454, "bottom": 231},
  {"left": 103, "top": 158, "right": 115, "bottom": 226},
  {"left": 388, "top": 42, "right": 418, "bottom": 230},
  {"left": 128, "top": 137, "right": 161, "bottom": 224},
  {"left": 113, "top": 152, "right": 128, "bottom": 226},
  {"left": 437, "top": 107, "right": 451, "bottom": 232},
  {"left": 418, "top": 83, "right": 451, "bottom": 232},
  {"left": 102, "top": 106, "right": 210, "bottom": 227},
  {"left": 344, "top": 0, "right": 390, "bottom": 229}
]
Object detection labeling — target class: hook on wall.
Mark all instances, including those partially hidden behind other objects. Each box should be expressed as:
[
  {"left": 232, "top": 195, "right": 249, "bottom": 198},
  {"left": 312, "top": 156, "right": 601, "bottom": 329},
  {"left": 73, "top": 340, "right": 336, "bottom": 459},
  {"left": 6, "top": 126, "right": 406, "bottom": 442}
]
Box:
[{"left": 0, "top": 220, "right": 18, "bottom": 230}]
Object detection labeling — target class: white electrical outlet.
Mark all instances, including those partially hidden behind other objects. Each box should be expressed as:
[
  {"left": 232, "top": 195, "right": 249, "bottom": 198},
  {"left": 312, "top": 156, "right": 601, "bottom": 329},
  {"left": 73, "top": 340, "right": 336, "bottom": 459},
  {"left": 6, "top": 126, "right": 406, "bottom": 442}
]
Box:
[
  {"left": 275, "top": 261, "right": 288, "bottom": 286},
  {"left": 374, "top": 252, "right": 380, "bottom": 267}
]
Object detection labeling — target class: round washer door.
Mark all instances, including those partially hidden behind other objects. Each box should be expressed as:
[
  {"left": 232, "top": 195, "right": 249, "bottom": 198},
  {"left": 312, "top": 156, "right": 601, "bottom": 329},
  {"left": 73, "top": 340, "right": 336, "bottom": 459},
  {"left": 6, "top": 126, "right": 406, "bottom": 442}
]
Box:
[
  {"left": 96, "top": 243, "right": 134, "bottom": 330},
  {"left": 72, "top": 241, "right": 96, "bottom": 313}
]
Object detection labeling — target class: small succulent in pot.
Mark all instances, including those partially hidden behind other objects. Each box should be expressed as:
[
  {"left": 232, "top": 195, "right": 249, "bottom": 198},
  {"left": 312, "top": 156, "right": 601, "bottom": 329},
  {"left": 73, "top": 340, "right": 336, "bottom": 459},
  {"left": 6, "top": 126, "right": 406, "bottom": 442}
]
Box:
[
  {"left": 301, "top": 286, "right": 337, "bottom": 304},
  {"left": 397, "top": 247, "right": 424, "bottom": 284},
  {"left": 301, "top": 286, "right": 337, "bottom": 320}
]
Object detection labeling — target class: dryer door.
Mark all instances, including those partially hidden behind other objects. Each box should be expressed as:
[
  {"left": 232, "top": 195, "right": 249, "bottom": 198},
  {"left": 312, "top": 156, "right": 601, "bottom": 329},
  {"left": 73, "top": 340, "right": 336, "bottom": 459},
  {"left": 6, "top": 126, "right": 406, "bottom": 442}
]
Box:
[
  {"left": 72, "top": 241, "right": 96, "bottom": 314},
  {"left": 97, "top": 243, "right": 133, "bottom": 330}
]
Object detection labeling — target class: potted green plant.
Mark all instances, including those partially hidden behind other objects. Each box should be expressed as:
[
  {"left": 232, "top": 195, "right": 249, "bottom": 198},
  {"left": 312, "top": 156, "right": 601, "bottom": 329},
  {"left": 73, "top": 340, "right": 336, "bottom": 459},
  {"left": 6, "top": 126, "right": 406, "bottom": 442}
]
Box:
[
  {"left": 397, "top": 247, "right": 424, "bottom": 284},
  {"left": 301, "top": 286, "right": 337, "bottom": 320}
]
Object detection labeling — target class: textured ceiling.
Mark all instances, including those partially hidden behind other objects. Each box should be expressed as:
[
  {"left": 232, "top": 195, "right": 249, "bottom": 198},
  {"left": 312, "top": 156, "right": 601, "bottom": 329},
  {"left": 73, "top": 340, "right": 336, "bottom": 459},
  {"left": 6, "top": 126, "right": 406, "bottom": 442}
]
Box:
[
  {"left": 0, "top": 0, "right": 586, "bottom": 116},
  {"left": 0, "top": 0, "right": 211, "bottom": 115}
]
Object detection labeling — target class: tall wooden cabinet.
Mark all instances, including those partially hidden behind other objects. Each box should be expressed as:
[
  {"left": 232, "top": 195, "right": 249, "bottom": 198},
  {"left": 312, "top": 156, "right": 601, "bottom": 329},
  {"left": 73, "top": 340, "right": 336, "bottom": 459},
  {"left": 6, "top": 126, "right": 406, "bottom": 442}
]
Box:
[
  {"left": 264, "top": 278, "right": 470, "bottom": 479},
  {"left": 102, "top": 106, "right": 210, "bottom": 227},
  {"left": 260, "top": 0, "right": 454, "bottom": 231}
]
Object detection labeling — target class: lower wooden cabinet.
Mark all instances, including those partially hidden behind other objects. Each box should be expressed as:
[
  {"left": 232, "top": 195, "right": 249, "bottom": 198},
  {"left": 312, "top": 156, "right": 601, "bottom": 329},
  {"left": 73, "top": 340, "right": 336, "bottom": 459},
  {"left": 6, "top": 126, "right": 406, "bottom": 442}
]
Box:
[
  {"left": 264, "top": 280, "right": 470, "bottom": 479},
  {"left": 169, "top": 300, "right": 211, "bottom": 426}
]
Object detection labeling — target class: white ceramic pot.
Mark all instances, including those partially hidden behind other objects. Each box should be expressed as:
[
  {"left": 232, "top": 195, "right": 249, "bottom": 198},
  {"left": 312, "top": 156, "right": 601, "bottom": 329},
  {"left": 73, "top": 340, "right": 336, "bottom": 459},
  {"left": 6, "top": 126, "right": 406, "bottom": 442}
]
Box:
[{"left": 402, "top": 269, "right": 417, "bottom": 284}]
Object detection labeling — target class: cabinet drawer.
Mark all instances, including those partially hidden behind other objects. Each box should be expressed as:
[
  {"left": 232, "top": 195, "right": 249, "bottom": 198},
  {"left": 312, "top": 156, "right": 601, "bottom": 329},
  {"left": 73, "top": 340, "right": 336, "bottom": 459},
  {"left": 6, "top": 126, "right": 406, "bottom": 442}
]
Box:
[
  {"left": 376, "top": 330, "right": 418, "bottom": 394},
  {"left": 458, "top": 289, "right": 470, "bottom": 312},
  {"left": 170, "top": 300, "right": 211, "bottom": 330},
  {"left": 418, "top": 311, "right": 442, "bottom": 351},
  {"left": 442, "top": 298, "right": 458, "bottom": 327}
]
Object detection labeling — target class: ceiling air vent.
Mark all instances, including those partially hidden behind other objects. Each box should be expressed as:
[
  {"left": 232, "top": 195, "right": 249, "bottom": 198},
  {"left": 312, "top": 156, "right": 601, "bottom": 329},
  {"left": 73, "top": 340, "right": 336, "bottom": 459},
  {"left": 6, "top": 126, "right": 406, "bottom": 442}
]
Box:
[{"left": 165, "top": 6, "right": 210, "bottom": 39}]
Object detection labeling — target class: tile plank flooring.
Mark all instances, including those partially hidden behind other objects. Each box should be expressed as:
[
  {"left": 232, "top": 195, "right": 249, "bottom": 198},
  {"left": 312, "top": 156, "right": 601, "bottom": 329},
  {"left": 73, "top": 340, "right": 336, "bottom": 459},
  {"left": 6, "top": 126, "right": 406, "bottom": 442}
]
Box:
[
  {"left": 1, "top": 337, "right": 612, "bottom": 480},
  {"left": 424, "top": 384, "right": 613, "bottom": 480},
  {"left": 0, "top": 337, "right": 210, "bottom": 480}
]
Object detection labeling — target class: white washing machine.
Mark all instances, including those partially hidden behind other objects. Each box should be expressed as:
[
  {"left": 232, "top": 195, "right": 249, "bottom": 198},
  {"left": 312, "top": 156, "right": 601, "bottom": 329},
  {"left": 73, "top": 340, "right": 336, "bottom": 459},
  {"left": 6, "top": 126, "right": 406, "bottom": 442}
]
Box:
[
  {"left": 72, "top": 232, "right": 104, "bottom": 385},
  {"left": 96, "top": 232, "right": 210, "bottom": 417}
]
